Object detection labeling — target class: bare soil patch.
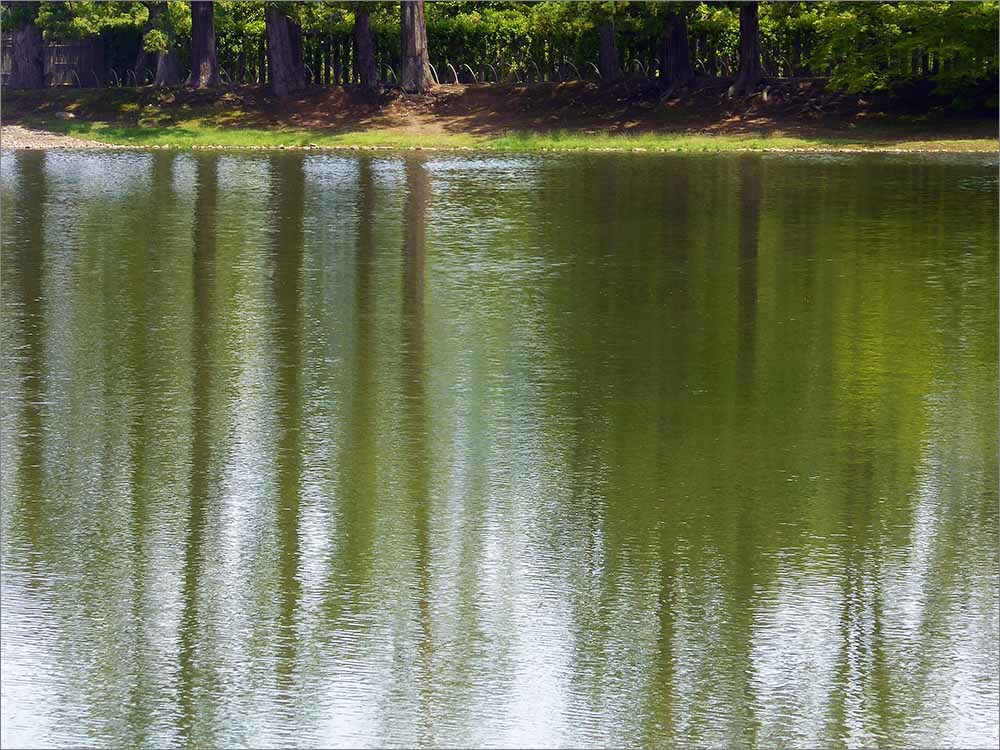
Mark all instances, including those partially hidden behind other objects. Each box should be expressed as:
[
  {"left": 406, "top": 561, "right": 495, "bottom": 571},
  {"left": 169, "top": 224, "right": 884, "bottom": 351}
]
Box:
[{"left": 4, "top": 78, "right": 996, "bottom": 143}]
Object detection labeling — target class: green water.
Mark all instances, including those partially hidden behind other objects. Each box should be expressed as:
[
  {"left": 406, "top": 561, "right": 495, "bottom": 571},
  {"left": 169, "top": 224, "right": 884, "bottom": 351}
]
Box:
[{"left": 1, "top": 149, "right": 997, "bottom": 748}]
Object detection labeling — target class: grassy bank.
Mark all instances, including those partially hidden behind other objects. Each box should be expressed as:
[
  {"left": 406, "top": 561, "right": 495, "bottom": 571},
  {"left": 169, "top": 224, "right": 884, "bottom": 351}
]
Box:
[
  {"left": 6, "top": 84, "right": 997, "bottom": 154},
  {"left": 27, "top": 119, "right": 1000, "bottom": 153}
]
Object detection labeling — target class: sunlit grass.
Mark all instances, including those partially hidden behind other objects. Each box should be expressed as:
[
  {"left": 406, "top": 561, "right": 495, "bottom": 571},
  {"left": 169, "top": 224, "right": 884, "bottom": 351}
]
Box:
[
  {"left": 42, "top": 120, "right": 482, "bottom": 149},
  {"left": 34, "top": 119, "right": 1000, "bottom": 154},
  {"left": 488, "top": 130, "right": 998, "bottom": 152}
]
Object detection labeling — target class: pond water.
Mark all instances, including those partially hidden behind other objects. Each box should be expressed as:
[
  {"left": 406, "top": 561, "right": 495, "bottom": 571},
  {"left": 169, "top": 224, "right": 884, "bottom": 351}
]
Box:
[{"left": 1, "top": 149, "right": 997, "bottom": 748}]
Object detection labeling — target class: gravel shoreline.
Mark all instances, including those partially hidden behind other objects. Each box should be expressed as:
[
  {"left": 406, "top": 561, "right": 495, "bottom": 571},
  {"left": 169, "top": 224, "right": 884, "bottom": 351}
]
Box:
[{"left": 1, "top": 124, "right": 120, "bottom": 150}]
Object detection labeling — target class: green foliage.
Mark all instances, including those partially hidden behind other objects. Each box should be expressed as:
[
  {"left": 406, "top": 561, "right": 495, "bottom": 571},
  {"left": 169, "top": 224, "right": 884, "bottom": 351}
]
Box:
[
  {"left": 810, "top": 2, "right": 999, "bottom": 95},
  {"left": 35, "top": 1, "right": 148, "bottom": 39},
  {"left": 142, "top": 27, "right": 169, "bottom": 54},
  {"left": 13, "top": 1, "right": 999, "bottom": 103},
  {"left": 1, "top": 2, "right": 41, "bottom": 30}
]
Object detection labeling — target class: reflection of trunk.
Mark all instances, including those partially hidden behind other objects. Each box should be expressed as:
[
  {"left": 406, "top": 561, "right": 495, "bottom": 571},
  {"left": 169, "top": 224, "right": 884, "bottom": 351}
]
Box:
[
  {"left": 179, "top": 154, "right": 218, "bottom": 743},
  {"left": 598, "top": 21, "right": 620, "bottom": 81},
  {"left": 9, "top": 14, "right": 45, "bottom": 90},
  {"left": 737, "top": 156, "right": 760, "bottom": 396},
  {"left": 400, "top": 0, "right": 433, "bottom": 93},
  {"left": 265, "top": 4, "right": 305, "bottom": 97},
  {"left": 660, "top": 11, "right": 694, "bottom": 90},
  {"left": 647, "top": 545, "right": 678, "bottom": 742},
  {"left": 324, "top": 158, "right": 378, "bottom": 627},
  {"left": 731, "top": 2, "right": 763, "bottom": 96},
  {"left": 189, "top": 1, "right": 220, "bottom": 88},
  {"left": 124, "top": 153, "right": 174, "bottom": 740},
  {"left": 353, "top": 7, "right": 378, "bottom": 90},
  {"left": 269, "top": 154, "right": 305, "bottom": 688},
  {"left": 402, "top": 158, "right": 432, "bottom": 735},
  {"left": 402, "top": 160, "right": 428, "bottom": 379},
  {"left": 155, "top": 49, "right": 181, "bottom": 86},
  {"left": 12, "top": 152, "right": 46, "bottom": 556}
]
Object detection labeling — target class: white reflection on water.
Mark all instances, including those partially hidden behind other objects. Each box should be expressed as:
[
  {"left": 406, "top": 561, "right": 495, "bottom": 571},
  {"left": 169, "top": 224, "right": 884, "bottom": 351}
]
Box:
[{"left": 1, "top": 149, "right": 997, "bottom": 748}]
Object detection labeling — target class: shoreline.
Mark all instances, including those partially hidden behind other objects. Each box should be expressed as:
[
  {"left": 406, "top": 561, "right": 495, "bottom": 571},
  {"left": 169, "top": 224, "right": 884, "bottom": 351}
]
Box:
[{"left": 2, "top": 124, "right": 996, "bottom": 156}]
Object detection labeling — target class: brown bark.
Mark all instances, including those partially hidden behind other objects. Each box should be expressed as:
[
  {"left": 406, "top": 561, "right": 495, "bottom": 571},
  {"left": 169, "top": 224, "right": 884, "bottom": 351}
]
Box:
[
  {"left": 731, "top": 2, "right": 763, "bottom": 96},
  {"left": 265, "top": 4, "right": 305, "bottom": 97},
  {"left": 598, "top": 21, "right": 620, "bottom": 81},
  {"left": 661, "top": 10, "right": 694, "bottom": 90},
  {"left": 400, "top": 0, "right": 433, "bottom": 93},
  {"left": 8, "top": 22, "right": 45, "bottom": 90},
  {"left": 353, "top": 8, "right": 378, "bottom": 90},
  {"left": 189, "top": 1, "right": 220, "bottom": 88}
]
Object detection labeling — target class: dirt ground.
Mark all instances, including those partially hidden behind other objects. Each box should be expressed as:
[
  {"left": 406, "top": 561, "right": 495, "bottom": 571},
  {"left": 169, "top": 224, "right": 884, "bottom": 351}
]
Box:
[{"left": 3, "top": 78, "right": 997, "bottom": 141}]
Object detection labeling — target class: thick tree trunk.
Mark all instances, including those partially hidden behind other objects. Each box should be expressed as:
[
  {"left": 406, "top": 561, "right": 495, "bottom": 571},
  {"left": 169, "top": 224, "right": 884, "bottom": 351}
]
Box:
[
  {"left": 133, "top": 2, "right": 163, "bottom": 85},
  {"left": 731, "top": 2, "right": 763, "bottom": 96},
  {"left": 353, "top": 8, "right": 378, "bottom": 90},
  {"left": 155, "top": 49, "right": 181, "bottom": 86},
  {"left": 189, "top": 1, "right": 220, "bottom": 88},
  {"left": 661, "top": 11, "right": 694, "bottom": 91},
  {"left": 265, "top": 5, "right": 305, "bottom": 97},
  {"left": 598, "top": 21, "right": 620, "bottom": 81},
  {"left": 8, "top": 23, "right": 45, "bottom": 90},
  {"left": 400, "top": 0, "right": 433, "bottom": 93}
]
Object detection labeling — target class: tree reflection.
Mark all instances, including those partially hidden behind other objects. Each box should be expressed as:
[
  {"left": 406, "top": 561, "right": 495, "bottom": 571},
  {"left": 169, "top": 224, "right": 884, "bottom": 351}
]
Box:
[
  {"left": 402, "top": 157, "right": 434, "bottom": 742},
  {"left": 326, "top": 157, "right": 379, "bottom": 629},
  {"left": 9, "top": 151, "right": 47, "bottom": 568},
  {"left": 124, "top": 151, "right": 176, "bottom": 747},
  {"left": 269, "top": 153, "right": 306, "bottom": 693},
  {"left": 179, "top": 153, "right": 218, "bottom": 744}
]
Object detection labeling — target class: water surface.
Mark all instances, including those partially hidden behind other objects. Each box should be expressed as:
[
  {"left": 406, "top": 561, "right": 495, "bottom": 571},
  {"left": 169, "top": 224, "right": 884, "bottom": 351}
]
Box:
[{"left": 1, "top": 149, "right": 997, "bottom": 748}]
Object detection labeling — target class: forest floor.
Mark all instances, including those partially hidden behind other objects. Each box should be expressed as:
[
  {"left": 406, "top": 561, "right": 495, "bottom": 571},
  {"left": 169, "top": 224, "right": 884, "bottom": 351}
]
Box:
[{"left": 3, "top": 78, "right": 997, "bottom": 152}]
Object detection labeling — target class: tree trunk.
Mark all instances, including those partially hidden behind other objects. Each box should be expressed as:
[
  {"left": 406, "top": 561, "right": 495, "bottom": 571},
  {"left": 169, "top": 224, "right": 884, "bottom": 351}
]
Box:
[
  {"left": 322, "top": 35, "right": 330, "bottom": 85},
  {"left": 155, "top": 49, "right": 181, "bottom": 86},
  {"left": 354, "top": 8, "right": 378, "bottom": 90},
  {"left": 8, "top": 22, "right": 45, "bottom": 90},
  {"left": 400, "top": 0, "right": 433, "bottom": 93},
  {"left": 265, "top": 5, "right": 305, "bottom": 97},
  {"left": 731, "top": 2, "right": 763, "bottom": 96},
  {"left": 598, "top": 21, "right": 620, "bottom": 81},
  {"left": 311, "top": 36, "right": 321, "bottom": 85},
  {"left": 189, "top": 1, "right": 220, "bottom": 88},
  {"left": 133, "top": 2, "right": 163, "bottom": 85},
  {"left": 258, "top": 37, "right": 267, "bottom": 85},
  {"left": 661, "top": 10, "right": 694, "bottom": 91}
]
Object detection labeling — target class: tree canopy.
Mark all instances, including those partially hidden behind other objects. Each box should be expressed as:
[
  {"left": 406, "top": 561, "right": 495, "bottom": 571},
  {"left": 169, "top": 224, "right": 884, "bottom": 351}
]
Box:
[{"left": 2, "top": 1, "right": 996, "bottom": 104}]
